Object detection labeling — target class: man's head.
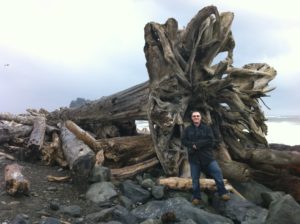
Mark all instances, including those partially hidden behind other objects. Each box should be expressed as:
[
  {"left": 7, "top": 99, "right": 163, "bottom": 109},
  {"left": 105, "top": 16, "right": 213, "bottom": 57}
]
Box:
[{"left": 191, "top": 111, "right": 201, "bottom": 126}]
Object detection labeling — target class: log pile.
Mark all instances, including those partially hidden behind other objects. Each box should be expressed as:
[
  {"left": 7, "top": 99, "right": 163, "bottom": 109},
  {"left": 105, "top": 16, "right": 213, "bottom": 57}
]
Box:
[{"left": 0, "top": 6, "right": 300, "bottom": 200}]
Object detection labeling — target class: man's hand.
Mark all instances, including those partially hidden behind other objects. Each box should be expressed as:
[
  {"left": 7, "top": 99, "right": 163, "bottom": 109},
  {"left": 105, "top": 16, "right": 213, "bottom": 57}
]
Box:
[{"left": 192, "top": 144, "right": 197, "bottom": 150}]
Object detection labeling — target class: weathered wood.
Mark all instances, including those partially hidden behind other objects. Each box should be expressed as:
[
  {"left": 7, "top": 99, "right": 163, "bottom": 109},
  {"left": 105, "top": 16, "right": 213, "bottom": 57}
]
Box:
[
  {"left": 111, "top": 157, "right": 159, "bottom": 179},
  {"left": 95, "top": 150, "right": 105, "bottom": 166},
  {"left": 4, "top": 163, "right": 30, "bottom": 196},
  {"left": 65, "top": 120, "right": 98, "bottom": 151},
  {"left": 0, "top": 112, "right": 35, "bottom": 125},
  {"left": 60, "top": 123, "right": 95, "bottom": 178},
  {"left": 0, "top": 151, "right": 16, "bottom": 160},
  {"left": 158, "top": 177, "right": 233, "bottom": 191},
  {"left": 47, "top": 81, "right": 149, "bottom": 125},
  {"left": 27, "top": 116, "right": 46, "bottom": 150},
  {"left": 95, "top": 135, "right": 155, "bottom": 167},
  {"left": 0, "top": 121, "right": 32, "bottom": 143},
  {"left": 42, "top": 132, "right": 67, "bottom": 167},
  {"left": 143, "top": 6, "right": 276, "bottom": 177}
]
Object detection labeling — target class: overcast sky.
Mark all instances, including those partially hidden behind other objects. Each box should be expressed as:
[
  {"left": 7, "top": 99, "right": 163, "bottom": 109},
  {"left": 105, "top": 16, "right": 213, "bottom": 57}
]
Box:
[{"left": 0, "top": 0, "right": 299, "bottom": 116}]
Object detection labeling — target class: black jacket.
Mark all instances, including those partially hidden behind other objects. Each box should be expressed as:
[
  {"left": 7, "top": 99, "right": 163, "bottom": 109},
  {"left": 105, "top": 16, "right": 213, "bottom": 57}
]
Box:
[{"left": 181, "top": 123, "right": 215, "bottom": 166}]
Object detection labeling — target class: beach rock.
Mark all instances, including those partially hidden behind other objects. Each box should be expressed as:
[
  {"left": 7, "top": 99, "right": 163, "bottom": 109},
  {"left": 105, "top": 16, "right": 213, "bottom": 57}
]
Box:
[
  {"left": 60, "top": 205, "right": 81, "bottom": 217},
  {"left": 151, "top": 185, "right": 165, "bottom": 199},
  {"left": 141, "top": 178, "right": 155, "bottom": 189},
  {"left": 265, "top": 194, "right": 300, "bottom": 224},
  {"left": 131, "top": 197, "right": 233, "bottom": 224},
  {"left": 39, "top": 217, "right": 60, "bottom": 224},
  {"left": 89, "top": 166, "right": 111, "bottom": 183},
  {"left": 261, "top": 191, "right": 285, "bottom": 207},
  {"left": 119, "top": 195, "right": 133, "bottom": 209},
  {"left": 86, "top": 182, "right": 117, "bottom": 204},
  {"left": 212, "top": 193, "right": 268, "bottom": 224},
  {"left": 230, "top": 180, "right": 272, "bottom": 205},
  {"left": 120, "top": 180, "right": 151, "bottom": 204},
  {"left": 86, "top": 205, "right": 137, "bottom": 224},
  {"left": 9, "top": 214, "right": 29, "bottom": 224}
]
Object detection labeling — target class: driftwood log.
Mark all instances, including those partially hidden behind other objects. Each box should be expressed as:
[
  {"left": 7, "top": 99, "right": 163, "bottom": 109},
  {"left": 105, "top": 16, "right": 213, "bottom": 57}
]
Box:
[
  {"left": 95, "top": 135, "right": 155, "bottom": 167},
  {"left": 27, "top": 116, "right": 46, "bottom": 151},
  {"left": 111, "top": 157, "right": 159, "bottom": 179},
  {"left": 4, "top": 163, "right": 30, "bottom": 196},
  {"left": 158, "top": 177, "right": 233, "bottom": 191},
  {"left": 60, "top": 123, "right": 95, "bottom": 179},
  {"left": 0, "top": 121, "right": 32, "bottom": 143}
]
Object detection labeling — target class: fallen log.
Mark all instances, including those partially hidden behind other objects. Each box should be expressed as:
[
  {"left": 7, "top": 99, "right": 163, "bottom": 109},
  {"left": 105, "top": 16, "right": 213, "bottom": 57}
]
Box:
[
  {"left": 111, "top": 157, "right": 159, "bottom": 179},
  {"left": 60, "top": 123, "right": 95, "bottom": 179},
  {"left": 95, "top": 135, "right": 155, "bottom": 167},
  {"left": 0, "top": 112, "right": 35, "bottom": 125},
  {"left": 4, "top": 163, "right": 30, "bottom": 196},
  {"left": 27, "top": 116, "right": 46, "bottom": 150},
  {"left": 65, "top": 120, "right": 98, "bottom": 151},
  {"left": 47, "top": 81, "right": 149, "bottom": 125},
  {"left": 158, "top": 177, "right": 233, "bottom": 192},
  {"left": 0, "top": 151, "right": 16, "bottom": 160},
  {"left": 0, "top": 121, "right": 32, "bottom": 143}
]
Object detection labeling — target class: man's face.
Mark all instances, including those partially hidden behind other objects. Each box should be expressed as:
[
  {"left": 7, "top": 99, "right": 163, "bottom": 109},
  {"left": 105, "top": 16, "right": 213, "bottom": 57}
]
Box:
[{"left": 191, "top": 112, "right": 201, "bottom": 125}]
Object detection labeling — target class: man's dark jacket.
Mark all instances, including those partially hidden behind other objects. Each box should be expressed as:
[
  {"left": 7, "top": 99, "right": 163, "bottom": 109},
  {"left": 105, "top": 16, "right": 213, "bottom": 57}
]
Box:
[{"left": 181, "top": 123, "right": 215, "bottom": 166}]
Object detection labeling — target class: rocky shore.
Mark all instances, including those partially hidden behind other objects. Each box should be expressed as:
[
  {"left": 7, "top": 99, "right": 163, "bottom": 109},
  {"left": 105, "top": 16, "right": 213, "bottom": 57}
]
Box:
[{"left": 1, "top": 154, "right": 300, "bottom": 224}]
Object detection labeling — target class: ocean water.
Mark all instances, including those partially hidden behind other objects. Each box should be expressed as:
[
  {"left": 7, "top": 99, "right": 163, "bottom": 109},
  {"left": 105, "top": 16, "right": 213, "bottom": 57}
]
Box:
[
  {"left": 266, "top": 120, "right": 300, "bottom": 145},
  {"left": 137, "top": 116, "right": 300, "bottom": 146}
]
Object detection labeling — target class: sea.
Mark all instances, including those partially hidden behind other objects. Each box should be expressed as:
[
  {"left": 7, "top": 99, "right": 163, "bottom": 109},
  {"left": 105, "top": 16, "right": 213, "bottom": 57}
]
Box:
[{"left": 136, "top": 115, "right": 300, "bottom": 146}]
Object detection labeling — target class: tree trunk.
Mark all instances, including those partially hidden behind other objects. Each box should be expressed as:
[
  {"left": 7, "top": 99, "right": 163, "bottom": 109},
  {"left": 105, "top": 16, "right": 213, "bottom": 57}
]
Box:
[
  {"left": 95, "top": 135, "right": 155, "bottom": 168},
  {"left": 65, "top": 120, "right": 98, "bottom": 151},
  {"left": 158, "top": 177, "right": 233, "bottom": 191},
  {"left": 60, "top": 123, "right": 95, "bottom": 179},
  {"left": 27, "top": 116, "right": 46, "bottom": 150},
  {"left": 0, "top": 121, "right": 32, "bottom": 143},
  {"left": 0, "top": 112, "right": 35, "bottom": 125},
  {"left": 47, "top": 81, "right": 149, "bottom": 125},
  {"left": 4, "top": 163, "right": 30, "bottom": 196},
  {"left": 111, "top": 157, "right": 159, "bottom": 179}
]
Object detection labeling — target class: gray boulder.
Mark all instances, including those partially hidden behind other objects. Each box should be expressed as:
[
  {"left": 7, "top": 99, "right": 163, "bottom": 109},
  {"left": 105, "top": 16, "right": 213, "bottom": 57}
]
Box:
[
  {"left": 212, "top": 193, "right": 268, "bottom": 224},
  {"left": 86, "top": 181, "right": 117, "bottom": 204},
  {"left": 89, "top": 166, "right": 111, "bottom": 183},
  {"left": 265, "top": 194, "right": 300, "bottom": 224},
  {"left": 131, "top": 197, "right": 233, "bottom": 224},
  {"left": 230, "top": 180, "right": 272, "bottom": 205},
  {"left": 120, "top": 180, "right": 151, "bottom": 204}
]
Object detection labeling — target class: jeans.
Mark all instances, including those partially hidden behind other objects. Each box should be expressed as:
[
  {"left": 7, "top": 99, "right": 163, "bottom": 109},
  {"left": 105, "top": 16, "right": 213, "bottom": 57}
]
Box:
[{"left": 190, "top": 160, "right": 227, "bottom": 199}]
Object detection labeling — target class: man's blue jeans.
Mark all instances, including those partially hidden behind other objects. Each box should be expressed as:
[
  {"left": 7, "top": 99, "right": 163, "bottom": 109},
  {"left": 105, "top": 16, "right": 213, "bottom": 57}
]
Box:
[{"left": 190, "top": 160, "right": 227, "bottom": 199}]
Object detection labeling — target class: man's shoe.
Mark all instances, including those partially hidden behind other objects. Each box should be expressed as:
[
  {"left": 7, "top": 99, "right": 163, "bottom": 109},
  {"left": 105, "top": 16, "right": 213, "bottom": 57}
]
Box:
[
  {"left": 221, "top": 194, "right": 230, "bottom": 201},
  {"left": 191, "top": 198, "right": 202, "bottom": 206}
]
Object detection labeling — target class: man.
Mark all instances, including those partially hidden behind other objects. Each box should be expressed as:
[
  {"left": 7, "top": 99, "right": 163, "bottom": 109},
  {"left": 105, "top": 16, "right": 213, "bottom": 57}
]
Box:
[{"left": 182, "top": 111, "right": 230, "bottom": 205}]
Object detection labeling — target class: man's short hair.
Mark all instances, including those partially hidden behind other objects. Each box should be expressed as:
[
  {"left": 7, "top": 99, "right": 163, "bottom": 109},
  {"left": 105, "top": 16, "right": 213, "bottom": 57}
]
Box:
[{"left": 190, "top": 110, "right": 201, "bottom": 117}]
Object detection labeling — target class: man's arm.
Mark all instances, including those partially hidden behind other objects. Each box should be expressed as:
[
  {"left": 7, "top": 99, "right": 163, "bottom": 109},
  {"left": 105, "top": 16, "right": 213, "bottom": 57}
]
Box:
[{"left": 181, "top": 127, "right": 195, "bottom": 153}]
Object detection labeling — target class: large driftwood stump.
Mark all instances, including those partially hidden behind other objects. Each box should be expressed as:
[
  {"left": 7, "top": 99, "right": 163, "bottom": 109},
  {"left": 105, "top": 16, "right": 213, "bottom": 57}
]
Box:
[
  {"left": 144, "top": 6, "right": 276, "bottom": 176},
  {"left": 4, "top": 163, "right": 30, "bottom": 196}
]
